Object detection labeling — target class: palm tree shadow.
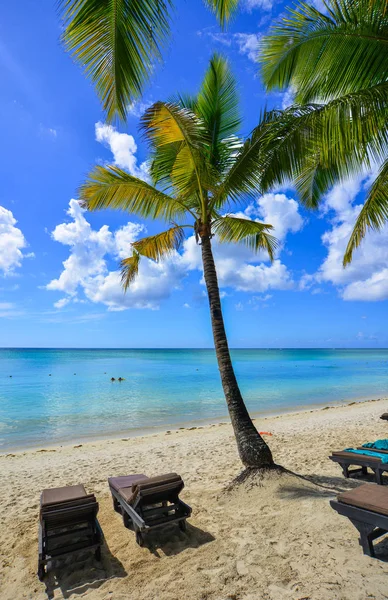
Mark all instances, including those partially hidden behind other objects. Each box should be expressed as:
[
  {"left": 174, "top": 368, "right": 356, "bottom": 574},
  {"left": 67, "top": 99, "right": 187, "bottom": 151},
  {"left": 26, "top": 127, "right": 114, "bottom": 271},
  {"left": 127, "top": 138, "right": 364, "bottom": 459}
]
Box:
[
  {"left": 143, "top": 523, "right": 215, "bottom": 557},
  {"left": 44, "top": 538, "right": 126, "bottom": 599}
]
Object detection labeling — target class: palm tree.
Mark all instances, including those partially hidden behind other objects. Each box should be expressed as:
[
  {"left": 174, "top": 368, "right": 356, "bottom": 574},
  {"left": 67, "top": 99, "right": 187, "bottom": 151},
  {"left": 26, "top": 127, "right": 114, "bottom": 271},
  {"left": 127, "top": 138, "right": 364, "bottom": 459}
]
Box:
[
  {"left": 258, "top": 0, "right": 388, "bottom": 265},
  {"left": 59, "top": 0, "right": 238, "bottom": 122},
  {"left": 78, "top": 54, "right": 278, "bottom": 468}
]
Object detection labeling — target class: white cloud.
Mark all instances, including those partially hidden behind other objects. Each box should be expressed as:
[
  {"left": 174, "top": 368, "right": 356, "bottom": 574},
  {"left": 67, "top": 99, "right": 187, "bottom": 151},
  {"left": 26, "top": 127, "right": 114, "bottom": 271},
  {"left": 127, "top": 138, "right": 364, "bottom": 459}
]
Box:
[
  {"left": 303, "top": 174, "right": 388, "bottom": 301},
  {"left": 243, "top": 0, "right": 274, "bottom": 10},
  {"left": 234, "top": 33, "right": 261, "bottom": 62},
  {"left": 281, "top": 86, "right": 296, "bottom": 109},
  {"left": 48, "top": 192, "right": 303, "bottom": 310},
  {"left": 0, "top": 206, "right": 28, "bottom": 275},
  {"left": 95, "top": 122, "right": 149, "bottom": 181},
  {"left": 127, "top": 99, "right": 153, "bottom": 118},
  {"left": 47, "top": 200, "right": 187, "bottom": 311},
  {"left": 181, "top": 192, "right": 303, "bottom": 294},
  {"left": 198, "top": 29, "right": 260, "bottom": 63}
]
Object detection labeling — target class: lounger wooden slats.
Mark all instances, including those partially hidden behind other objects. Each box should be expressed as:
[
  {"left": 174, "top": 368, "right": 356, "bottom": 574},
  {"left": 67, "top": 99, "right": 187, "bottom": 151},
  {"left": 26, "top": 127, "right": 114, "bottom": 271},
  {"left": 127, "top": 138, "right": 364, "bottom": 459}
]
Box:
[
  {"left": 108, "top": 473, "right": 192, "bottom": 546},
  {"left": 38, "top": 485, "right": 102, "bottom": 581},
  {"left": 330, "top": 483, "right": 388, "bottom": 557},
  {"left": 329, "top": 451, "right": 388, "bottom": 484}
]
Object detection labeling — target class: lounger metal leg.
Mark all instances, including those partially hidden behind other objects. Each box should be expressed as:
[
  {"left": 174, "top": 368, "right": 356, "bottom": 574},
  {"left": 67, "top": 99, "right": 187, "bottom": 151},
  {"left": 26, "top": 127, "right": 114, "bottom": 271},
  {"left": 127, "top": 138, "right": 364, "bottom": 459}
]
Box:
[
  {"left": 38, "top": 523, "right": 46, "bottom": 581},
  {"left": 122, "top": 509, "right": 131, "bottom": 529},
  {"left": 349, "top": 519, "right": 376, "bottom": 557},
  {"left": 112, "top": 495, "right": 121, "bottom": 513},
  {"left": 342, "top": 465, "right": 349, "bottom": 478},
  {"left": 361, "top": 466, "right": 368, "bottom": 475},
  {"left": 375, "top": 470, "right": 383, "bottom": 485}
]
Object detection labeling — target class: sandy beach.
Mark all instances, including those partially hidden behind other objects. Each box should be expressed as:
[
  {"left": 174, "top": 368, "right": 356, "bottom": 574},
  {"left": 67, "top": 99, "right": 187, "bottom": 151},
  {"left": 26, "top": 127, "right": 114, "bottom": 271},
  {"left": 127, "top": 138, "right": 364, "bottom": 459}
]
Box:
[{"left": 2, "top": 398, "right": 388, "bottom": 600}]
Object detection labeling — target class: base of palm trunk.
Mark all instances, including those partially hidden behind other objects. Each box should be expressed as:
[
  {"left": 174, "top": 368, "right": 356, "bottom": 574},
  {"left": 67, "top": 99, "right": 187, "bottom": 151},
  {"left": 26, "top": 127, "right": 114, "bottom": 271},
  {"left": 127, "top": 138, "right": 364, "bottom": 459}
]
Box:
[{"left": 236, "top": 428, "right": 274, "bottom": 469}]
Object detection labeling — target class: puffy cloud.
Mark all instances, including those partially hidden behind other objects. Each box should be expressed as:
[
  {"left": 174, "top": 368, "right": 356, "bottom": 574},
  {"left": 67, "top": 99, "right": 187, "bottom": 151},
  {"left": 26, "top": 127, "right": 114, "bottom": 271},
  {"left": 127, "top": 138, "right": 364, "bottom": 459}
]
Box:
[
  {"left": 198, "top": 29, "right": 260, "bottom": 63},
  {"left": 243, "top": 0, "right": 274, "bottom": 10},
  {"left": 46, "top": 200, "right": 187, "bottom": 310},
  {"left": 234, "top": 33, "right": 261, "bottom": 62},
  {"left": 304, "top": 175, "right": 388, "bottom": 301},
  {"left": 48, "top": 192, "right": 303, "bottom": 310},
  {"left": 127, "top": 99, "right": 153, "bottom": 118},
  {"left": 95, "top": 122, "right": 149, "bottom": 180},
  {"left": 0, "top": 206, "right": 28, "bottom": 275},
  {"left": 181, "top": 192, "right": 303, "bottom": 293}
]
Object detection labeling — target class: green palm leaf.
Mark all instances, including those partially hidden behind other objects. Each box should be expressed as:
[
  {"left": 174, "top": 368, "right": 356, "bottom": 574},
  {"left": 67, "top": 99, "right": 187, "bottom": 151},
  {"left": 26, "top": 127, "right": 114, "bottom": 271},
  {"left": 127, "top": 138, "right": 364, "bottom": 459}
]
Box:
[
  {"left": 132, "top": 225, "right": 187, "bottom": 261},
  {"left": 213, "top": 215, "right": 278, "bottom": 260},
  {"left": 257, "top": 86, "right": 388, "bottom": 206},
  {"left": 204, "top": 0, "right": 239, "bottom": 28},
  {"left": 195, "top": 54, "right": 241, "bottom": 172},
  {"left": 59, "top": 0, "right": 172, "bottom": 122},
  {"left": 344, "top": 159, "right": 388, "bottom": 265},
  {"left": 141, "top": 101, "right": 213, "bottom": 212},
  {"left": 121, "top": 250, "right": 140, "bottom": 290},
  {"left": 214, "top": 110, "right": 283, "bottom": 209},
  {"left": 79, "top": 164, "right": 189, "bottom": 221},
  {"left": 260, "top": 0, "right": 388, "bottom": 103}
]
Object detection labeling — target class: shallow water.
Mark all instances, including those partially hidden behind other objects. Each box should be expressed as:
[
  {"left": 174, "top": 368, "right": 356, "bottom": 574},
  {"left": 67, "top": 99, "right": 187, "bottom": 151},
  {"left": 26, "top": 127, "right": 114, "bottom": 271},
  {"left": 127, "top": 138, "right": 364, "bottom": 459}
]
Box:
[{"left": 0, "top": 348, "right": 387, "bottom": 450}]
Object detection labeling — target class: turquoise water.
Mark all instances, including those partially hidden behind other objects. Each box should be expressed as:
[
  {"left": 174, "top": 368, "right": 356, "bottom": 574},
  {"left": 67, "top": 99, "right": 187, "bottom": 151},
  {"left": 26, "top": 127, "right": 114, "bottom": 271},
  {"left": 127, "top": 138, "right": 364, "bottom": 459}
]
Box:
[{"left": 0, "top": 348, "right": 387, "bottom": 451}]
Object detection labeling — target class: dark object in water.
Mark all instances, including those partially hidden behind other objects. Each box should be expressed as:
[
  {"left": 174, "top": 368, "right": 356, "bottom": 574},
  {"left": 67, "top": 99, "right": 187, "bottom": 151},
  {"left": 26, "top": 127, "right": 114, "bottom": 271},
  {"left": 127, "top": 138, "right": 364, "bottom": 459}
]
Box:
[
  {"left": 380, "top": 413, "right": 388, "bottom": 421},
  {"left": 111, "top": 377, "right": 116, "bottom": 381},
  {"left": 118, "top": 377, "right": 125, "bottom": 382},
  {"left": 49, "top": 374, "right": 51, "bottom": 377}
]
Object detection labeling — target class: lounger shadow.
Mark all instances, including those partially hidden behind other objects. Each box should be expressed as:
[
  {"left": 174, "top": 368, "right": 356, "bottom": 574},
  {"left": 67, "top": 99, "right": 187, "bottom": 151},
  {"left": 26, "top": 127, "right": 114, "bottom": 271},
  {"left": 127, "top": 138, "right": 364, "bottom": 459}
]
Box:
[
  {"left": 43, "top": 537, "right": 127, "bottom": 600},
  {"left": 108, "top": 472, "right": 192, "bottom": 546}
]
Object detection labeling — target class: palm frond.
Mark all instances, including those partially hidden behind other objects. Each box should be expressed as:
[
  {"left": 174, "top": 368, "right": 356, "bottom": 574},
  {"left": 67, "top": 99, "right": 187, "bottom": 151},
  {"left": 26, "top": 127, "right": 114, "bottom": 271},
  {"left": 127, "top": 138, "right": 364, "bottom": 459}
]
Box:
[
  {"left": 213, "top": 215, "right": 278, "bottom": 261},
  {"left": 256, "top": 85, "right": 388, "bottom": 206},
  {"left": 344, "top": 159, "right": 388, "bottom": 265},
  {"left": 79, "top": 164, "right": 190, "bottom": 221},
  {"left": 260, "top": 0, "right": 388, "bottom": 102},
  {"left": 59, "top": 0, "right": 172, "bottom": 122},
  {"left": 132, "top": 225, "right": 187, "bottom": 261},
  {"left": 203, "top": 0, "right": 239, "bottom": 28},
  {"left": 196, "top": 54, "right": 241, "bottom": 172},
  {"left": 121, "top": 250, "right": 140, "bottom": 290},
  {"left": 141, "top": 101, "right": 207, "bottom": 148},
  {"left": 213, "top": 109, "right": 285, "bottom": 209},
  {"left": 141, "top": 101, "right": 213, "bottom": 209}
]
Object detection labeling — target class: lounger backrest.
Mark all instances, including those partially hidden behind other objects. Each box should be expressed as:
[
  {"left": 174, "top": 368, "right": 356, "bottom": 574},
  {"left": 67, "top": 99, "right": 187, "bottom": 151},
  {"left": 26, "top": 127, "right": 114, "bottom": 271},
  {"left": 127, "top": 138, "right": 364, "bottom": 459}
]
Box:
[
  {"left": 132, "top": 474, "right": 184, "bottom": 507},
  {"left": 41, "top": 494, "right": 99, "bottom": 526}
]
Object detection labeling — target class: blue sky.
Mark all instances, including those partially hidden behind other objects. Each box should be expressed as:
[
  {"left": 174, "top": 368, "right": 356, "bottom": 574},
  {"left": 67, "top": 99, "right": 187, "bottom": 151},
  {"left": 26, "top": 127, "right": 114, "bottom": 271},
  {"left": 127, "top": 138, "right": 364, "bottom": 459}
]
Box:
[{"left": 0, "top": 0, "right": 387, "bottom": 348}]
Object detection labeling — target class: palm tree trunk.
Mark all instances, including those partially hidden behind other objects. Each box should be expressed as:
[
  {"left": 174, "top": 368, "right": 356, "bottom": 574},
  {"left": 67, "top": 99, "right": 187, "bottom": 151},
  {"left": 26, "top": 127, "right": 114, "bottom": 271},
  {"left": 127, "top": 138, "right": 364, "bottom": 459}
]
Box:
[{"left": 200, "top": 232, "right": 274, "bottom": 468}]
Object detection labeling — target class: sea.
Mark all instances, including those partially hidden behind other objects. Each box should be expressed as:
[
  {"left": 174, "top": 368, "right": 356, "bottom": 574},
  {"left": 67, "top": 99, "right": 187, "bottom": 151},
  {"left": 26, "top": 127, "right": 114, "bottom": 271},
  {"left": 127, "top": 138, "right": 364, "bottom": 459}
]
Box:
[{"left": 0, "top": 348, "right": 387, "bottom": 451}]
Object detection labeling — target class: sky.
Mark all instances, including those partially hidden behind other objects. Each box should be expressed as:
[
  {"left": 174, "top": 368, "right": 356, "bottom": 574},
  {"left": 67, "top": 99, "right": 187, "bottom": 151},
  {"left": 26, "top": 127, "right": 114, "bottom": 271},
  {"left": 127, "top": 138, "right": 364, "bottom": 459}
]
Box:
[{"left": 0, "top": 0, "right": 387, "bottom": 349}]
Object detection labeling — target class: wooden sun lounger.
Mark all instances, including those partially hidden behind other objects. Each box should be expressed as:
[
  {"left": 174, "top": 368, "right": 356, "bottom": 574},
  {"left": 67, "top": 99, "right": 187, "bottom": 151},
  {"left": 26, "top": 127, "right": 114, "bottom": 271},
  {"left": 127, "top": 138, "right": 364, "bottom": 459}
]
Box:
[
  {"left": 329, "top": 451, "right": 388, "bottom": 484},
  {"left": 38, "top": 484, "right": 102, "bottom": 581},
  {"left": 330, "top": 483, "right": 388, "bottom": 557},
  {"left": 108, "top": 473, "right": 192, "bottom": 546}
]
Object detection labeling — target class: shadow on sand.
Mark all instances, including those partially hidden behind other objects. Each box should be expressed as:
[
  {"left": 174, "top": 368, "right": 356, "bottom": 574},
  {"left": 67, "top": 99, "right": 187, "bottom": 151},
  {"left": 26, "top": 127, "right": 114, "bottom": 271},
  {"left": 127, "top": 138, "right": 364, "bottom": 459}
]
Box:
[
  {"left": 44, "top": 538, "right": 127, "bottom": 599},
  {"left": 142, "top": 522, "right": 215, "bottom": 558}
]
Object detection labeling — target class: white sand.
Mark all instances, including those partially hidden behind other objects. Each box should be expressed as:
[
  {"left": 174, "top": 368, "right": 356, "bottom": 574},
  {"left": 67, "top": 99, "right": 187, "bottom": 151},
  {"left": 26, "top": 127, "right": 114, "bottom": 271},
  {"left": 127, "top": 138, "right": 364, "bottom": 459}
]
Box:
[{"left": 1, "top": 398, "right": 388, "bottom": 600}]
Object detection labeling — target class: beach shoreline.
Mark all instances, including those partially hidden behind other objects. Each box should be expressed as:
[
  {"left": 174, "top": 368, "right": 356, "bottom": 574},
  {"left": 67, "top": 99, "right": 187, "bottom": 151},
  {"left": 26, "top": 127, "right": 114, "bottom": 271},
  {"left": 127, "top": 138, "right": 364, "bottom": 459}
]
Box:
[
  {"left": 2, "top": 397, "right": 388, "bottom": 599},
  {"left": 2, "top": 393, "right": 387, "bottom": 455}
]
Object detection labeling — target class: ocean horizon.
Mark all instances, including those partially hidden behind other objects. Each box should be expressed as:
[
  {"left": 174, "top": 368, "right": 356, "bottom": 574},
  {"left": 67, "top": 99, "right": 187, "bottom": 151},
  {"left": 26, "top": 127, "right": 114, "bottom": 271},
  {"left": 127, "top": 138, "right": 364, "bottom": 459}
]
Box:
[{"left": 1, "top": 347, "right": 387, "bottom": 451}]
